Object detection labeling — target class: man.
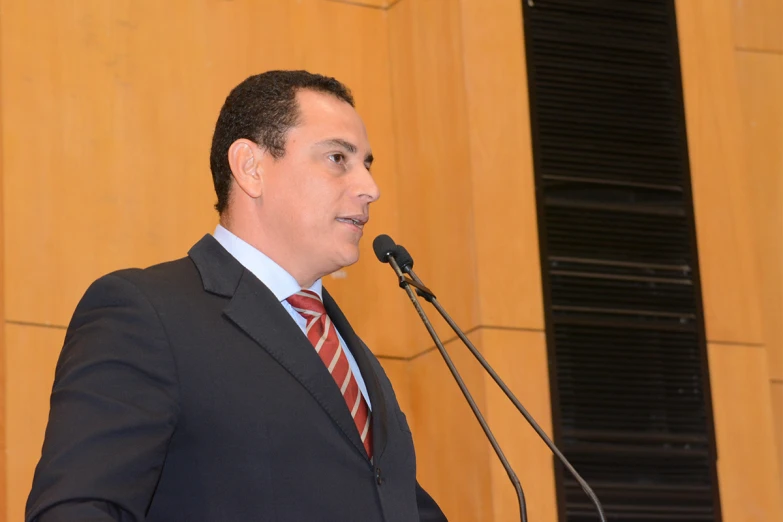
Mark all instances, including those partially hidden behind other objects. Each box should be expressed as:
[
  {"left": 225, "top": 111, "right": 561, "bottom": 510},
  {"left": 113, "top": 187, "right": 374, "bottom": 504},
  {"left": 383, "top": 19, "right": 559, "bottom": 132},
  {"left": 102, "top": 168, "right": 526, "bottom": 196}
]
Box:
[{"left": 26, "top": 71, "right": 447, "bottom": 522}]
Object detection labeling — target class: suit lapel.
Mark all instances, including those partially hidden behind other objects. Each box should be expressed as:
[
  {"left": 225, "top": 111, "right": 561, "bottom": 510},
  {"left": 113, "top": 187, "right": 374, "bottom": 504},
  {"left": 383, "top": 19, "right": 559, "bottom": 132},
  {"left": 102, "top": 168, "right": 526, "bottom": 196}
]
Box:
[
  {"left": 323, "top": 289, "right": 389, "bottom": 463},
  {"left": 189, "top": 235, "right": 370, "bottom": 461}
]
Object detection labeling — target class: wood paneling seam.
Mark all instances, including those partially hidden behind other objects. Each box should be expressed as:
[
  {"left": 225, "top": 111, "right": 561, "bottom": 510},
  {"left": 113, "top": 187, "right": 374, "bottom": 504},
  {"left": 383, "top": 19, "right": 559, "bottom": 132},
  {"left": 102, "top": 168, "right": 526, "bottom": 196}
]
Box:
[
  {"left": 376, "top": 324, "right": 545, "bottom": 361},
  {"left": 323, "top": 0, "right": 403, "bottom": 11},
  {"left": 709, "top": 339, "right": 765, "bottom": 348},
  {"left": 6, "top": 320, "right": 67, "bottom": 330},
  {"left": 735, "top": 47, "right": 783, "bottom": 56}
]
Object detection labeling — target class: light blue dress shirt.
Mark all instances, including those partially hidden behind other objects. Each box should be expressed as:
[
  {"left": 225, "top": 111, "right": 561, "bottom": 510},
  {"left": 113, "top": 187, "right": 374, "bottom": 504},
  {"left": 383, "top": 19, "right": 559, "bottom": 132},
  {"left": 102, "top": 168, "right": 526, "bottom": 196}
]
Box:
[{"left": 213, "top": 225, "right": 372, "bottom": 410}]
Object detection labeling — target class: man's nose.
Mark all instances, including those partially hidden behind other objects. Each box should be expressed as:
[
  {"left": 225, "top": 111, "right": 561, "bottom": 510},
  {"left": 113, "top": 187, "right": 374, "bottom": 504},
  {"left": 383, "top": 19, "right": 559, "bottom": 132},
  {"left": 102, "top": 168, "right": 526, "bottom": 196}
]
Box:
[{"left": 357, "top": 168, "right": 381, "bottom": 203}]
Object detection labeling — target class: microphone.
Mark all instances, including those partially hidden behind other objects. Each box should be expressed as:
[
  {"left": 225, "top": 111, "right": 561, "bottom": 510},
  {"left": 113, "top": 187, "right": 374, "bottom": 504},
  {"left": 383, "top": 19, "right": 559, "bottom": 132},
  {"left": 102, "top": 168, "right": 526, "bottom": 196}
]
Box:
[
  {"left": 372, "top": 234, "right": 397, "bottom": 263},
  {"left": 393, "top": 244, "right": 414, "bottom": 272},
  {"left": 373, "top": 236, "right": 528, "bottom": 522},
  {"left": 373, "top": 236, "right": 435, "bottom": 300},
  {"left": 374, "top": 235, "right": 608, "bottom": 522}
]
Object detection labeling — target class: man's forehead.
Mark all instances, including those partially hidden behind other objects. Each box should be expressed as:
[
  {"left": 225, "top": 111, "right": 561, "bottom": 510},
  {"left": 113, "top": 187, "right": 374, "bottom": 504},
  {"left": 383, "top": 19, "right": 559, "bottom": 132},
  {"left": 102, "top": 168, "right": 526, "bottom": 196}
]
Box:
[
  {"left": 296, "top": 89, "right": 356, "bottom": 118},
  {"left": 293, "top": 92, "right": 370, "bottom": 148}
]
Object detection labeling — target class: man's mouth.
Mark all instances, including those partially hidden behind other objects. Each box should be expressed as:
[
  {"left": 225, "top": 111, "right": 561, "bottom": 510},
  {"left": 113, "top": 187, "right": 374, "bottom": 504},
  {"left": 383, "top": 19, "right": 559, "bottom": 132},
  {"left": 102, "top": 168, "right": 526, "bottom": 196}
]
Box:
[{"left": 336, "top": 216, "right": 367, "bottom": 229}]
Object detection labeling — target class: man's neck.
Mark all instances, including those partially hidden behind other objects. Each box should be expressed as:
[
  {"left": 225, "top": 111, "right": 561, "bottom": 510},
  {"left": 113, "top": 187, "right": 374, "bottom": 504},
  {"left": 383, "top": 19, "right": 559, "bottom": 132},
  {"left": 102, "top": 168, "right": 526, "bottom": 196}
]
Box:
[{"left": 218, "top": 218, "right": 320, "bottom": 289}]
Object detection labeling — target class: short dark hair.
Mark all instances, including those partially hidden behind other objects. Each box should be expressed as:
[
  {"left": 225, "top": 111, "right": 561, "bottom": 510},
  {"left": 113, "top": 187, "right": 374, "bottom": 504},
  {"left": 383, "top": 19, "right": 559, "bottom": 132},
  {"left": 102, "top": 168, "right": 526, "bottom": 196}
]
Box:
[{"left": 209, "top": 70, "right": 355, "bottom": 214}]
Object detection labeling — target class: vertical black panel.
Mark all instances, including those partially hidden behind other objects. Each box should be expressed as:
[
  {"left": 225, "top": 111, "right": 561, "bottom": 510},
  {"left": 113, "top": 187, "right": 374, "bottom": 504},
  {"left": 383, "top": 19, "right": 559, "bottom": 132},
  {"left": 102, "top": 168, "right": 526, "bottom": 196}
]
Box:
[{"left": 521, "top": 1, "right": 722, "bottom": 520}]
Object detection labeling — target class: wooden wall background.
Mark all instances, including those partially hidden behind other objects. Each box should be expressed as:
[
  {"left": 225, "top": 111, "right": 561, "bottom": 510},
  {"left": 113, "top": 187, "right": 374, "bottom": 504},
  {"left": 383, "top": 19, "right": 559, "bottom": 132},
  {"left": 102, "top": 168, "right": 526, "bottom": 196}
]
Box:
[
  {"left": 731, "top": 0, "right": 783, "bottom": 510},
  {"left": 676, "top": 0, "right": 783, "bottom": 520},
  {"left": 0, "top": 0, "right": 780, "bottom": 521}
]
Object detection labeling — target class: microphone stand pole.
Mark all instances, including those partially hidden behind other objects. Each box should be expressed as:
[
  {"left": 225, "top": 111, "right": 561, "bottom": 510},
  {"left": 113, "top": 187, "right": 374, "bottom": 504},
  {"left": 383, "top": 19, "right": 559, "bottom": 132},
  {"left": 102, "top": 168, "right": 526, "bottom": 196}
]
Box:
[
  {"left": 386, "top": 256, "right": 528, "bottom": 522},
  {"left": 402, "top": 265, "right": 607, "bottom": 522}
]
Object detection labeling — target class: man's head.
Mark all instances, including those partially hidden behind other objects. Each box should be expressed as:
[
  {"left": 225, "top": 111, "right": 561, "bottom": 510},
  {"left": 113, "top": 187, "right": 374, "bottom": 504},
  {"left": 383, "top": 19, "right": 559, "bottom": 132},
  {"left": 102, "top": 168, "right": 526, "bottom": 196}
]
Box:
[{"left": 209, "top": 71, "right": 380, "bottom": 287}]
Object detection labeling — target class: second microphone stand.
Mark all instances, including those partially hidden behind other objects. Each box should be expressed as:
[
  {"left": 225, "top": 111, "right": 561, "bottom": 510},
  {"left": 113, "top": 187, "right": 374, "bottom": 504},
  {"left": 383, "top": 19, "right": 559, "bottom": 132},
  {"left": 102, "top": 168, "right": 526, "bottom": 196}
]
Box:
[{"left": 385, "top": 255, "right": 528, "bottom": 522}]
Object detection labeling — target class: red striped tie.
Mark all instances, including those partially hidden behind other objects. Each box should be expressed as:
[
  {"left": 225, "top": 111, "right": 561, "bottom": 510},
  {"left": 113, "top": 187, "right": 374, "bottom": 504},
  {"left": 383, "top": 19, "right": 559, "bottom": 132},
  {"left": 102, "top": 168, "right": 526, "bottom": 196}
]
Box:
[{"left": 287, "top": 290, "right": 373, "bottom": 458}]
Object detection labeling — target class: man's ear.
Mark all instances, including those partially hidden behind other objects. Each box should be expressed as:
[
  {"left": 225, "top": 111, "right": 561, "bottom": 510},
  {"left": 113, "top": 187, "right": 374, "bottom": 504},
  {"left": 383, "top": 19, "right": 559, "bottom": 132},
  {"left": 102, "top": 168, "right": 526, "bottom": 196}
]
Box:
[{"left": 228, "top": 139, "right": 264, "bottom": 200}]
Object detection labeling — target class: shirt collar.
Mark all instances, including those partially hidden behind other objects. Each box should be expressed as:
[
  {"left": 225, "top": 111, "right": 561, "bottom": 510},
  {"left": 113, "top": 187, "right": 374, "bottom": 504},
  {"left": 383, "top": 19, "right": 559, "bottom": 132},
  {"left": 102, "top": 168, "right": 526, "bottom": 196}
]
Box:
[{"left": 212, "top": 224, "right": 322, "bottom": 302}]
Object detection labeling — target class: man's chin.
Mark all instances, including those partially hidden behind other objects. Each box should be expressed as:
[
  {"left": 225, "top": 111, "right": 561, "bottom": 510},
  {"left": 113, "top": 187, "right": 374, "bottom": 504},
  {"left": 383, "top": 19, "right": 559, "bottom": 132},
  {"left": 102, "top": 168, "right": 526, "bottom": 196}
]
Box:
[
  {"left": 336, "top": 248, "right": 361, "bottom": 269},
  {"left": 342, "top": 252, "right": 361, "bottom": 268}
]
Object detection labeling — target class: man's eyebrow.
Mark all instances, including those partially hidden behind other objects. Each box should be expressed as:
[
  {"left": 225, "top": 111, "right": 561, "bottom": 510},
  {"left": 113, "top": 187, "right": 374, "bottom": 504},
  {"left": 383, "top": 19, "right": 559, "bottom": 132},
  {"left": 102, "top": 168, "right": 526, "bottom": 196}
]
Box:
[{"left": 317, "top": 138, "right": 357, "bottom": 154}]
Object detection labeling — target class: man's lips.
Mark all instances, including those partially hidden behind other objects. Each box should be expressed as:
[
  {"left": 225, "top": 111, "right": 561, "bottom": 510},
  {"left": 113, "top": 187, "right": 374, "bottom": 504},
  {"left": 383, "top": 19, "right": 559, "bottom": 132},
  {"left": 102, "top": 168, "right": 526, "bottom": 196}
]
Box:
[{"left": 336, "top": 216, "right": 368, "bottom": 229}]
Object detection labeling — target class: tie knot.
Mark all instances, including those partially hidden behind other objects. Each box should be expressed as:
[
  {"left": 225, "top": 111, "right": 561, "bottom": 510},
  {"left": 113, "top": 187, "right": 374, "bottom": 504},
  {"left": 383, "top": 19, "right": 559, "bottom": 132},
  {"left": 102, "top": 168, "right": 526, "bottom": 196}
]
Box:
[{"left": 287, "top": 289, "right": 326, "bottom": 318}]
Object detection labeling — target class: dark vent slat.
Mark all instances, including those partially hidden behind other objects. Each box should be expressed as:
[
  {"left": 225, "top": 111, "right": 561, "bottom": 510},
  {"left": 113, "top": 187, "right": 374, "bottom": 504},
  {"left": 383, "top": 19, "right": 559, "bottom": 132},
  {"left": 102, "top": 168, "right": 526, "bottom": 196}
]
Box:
[
  {"left": 532, "top": 1, "right": 670, "bottom": 24},
  {"left": 532, "top": 49, "right": 674, "bottom": 78},
  {"left": 541, "top": 142, "right": 682, "bottom": 167}
]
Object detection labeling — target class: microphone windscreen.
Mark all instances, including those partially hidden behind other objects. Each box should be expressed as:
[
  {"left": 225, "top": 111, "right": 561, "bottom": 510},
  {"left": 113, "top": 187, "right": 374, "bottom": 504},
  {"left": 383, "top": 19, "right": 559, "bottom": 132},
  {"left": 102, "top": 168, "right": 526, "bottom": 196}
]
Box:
[
  {"left": 373, "top": 234, "right": 397, "bottom": 263},
  {"left": 394, "top": 245, "right": 414, "bottom": 272}
]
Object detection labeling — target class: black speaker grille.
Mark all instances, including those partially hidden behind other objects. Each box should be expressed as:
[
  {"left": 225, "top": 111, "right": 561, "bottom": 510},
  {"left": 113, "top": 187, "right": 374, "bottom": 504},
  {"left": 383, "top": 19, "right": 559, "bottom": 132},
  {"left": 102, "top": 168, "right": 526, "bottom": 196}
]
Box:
[{"left": 522, "top": 1, "right": 721, "bottom": 520}]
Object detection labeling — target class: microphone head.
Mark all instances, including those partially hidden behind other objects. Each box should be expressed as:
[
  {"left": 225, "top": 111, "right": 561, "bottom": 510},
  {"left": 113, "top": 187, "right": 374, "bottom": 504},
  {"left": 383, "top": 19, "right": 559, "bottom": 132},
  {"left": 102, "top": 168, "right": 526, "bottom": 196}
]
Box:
[
  {"left": 373, "top": 234, "right": 398, "bottom": 263},
  {"left": 394, "top": 245, "right": 414, "bottom": 272}
]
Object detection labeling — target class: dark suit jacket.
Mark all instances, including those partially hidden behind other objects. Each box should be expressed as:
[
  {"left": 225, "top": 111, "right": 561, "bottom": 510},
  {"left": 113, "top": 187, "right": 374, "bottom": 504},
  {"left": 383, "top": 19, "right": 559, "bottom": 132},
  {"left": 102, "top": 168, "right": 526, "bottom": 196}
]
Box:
[{"left": 26, "top": 235, "right": 446, "bottom": 522}]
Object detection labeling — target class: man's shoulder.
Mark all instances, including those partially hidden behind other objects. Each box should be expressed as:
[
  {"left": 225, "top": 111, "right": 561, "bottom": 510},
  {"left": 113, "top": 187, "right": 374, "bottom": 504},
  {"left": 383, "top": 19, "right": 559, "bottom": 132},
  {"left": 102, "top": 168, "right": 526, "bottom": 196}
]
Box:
[
  {"left": 110, "top": 255, "right": 197, "bottom": 286},
  {"left": 84, "top": 255, "right": 203, "bottom": 307},
  {"left": 79, "top": 234, "right": 238, "bottom": 312}
]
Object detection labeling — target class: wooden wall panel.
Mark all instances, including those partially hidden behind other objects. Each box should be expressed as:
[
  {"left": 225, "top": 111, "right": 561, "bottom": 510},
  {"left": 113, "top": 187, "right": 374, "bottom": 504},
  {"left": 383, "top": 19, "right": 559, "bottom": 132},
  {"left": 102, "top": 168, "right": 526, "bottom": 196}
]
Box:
[
  {"left": 732, "top": 0, "right": 783, "bottom": 52},
  {"left": 732, "top": 0, "right": 783, "bottom": 500},
  {"left": 675, "top": 0, "right": 764, "bottom": 346},
  {"left": 384, "top": 1, "right": 553, "bottom": 518},
  {"left": 0, "top": 0, "right": 408, "bottom": 356},
  {"left": 1, "top": 0, "right": 217, "bottom": 327},
  {"left": 736, "top": 51, "right": 783, "bottom": 381},
  {"left": 708, "top": 343, "right": 783, "bottom": 522},
  {"left": 0, "top": 4, "right": 6, "bottom": 516},
  {"left": 773, "top": 382, "right": 783, "bottom": 500},
  {"left": 388, "top": 0, "right": 478, "bottom": 353},
  {"left": 5, "top": 325, "right": 64, "bottom": 522},
  {"left": 457, "top": 0, "right": 544, "bottom": 330},
  {"left": 481, "top": 329, "right": 556, "bottom": 522}
]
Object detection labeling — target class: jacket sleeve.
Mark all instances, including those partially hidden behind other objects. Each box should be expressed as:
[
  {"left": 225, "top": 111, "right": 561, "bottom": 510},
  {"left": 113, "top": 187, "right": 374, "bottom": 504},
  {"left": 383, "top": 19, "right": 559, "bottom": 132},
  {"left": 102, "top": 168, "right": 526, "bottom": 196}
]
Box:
[{"left": 26, "top": 273, "right": 180, "bottom": 522}]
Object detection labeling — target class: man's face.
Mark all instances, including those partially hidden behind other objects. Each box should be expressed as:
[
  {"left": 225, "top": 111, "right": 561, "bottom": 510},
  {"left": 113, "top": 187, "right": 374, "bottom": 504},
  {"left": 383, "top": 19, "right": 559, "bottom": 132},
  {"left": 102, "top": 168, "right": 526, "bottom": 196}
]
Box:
[{"left": 257, "top": 89, "right": 380, "bottom": 283}]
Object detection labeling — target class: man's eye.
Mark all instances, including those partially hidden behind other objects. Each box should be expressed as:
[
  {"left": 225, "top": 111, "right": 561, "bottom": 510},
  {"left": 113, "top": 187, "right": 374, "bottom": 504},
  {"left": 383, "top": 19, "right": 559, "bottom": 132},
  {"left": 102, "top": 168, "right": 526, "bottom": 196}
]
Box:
[{"left": 328, "top": 153, "right": 345, "bottom": 164}]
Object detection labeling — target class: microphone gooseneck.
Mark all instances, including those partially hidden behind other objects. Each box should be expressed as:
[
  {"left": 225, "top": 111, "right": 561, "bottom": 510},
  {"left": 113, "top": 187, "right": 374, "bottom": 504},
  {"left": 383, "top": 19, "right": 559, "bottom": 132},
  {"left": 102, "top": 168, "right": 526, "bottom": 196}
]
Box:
[
  {"left": 390, "top": 240, "right": 608, "bottom": 522},
  {"left": 374, "top": 235, "right": 528, "bottom": 522}
]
